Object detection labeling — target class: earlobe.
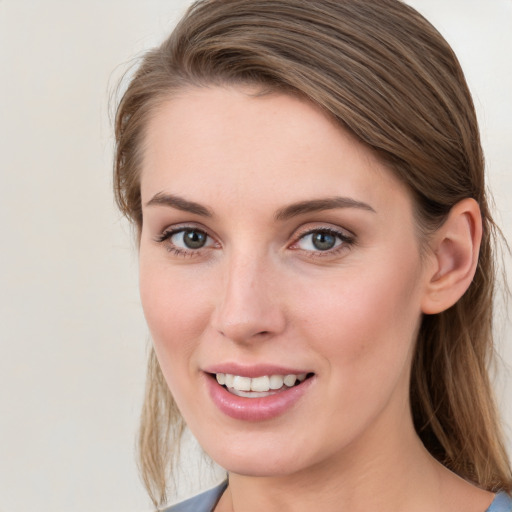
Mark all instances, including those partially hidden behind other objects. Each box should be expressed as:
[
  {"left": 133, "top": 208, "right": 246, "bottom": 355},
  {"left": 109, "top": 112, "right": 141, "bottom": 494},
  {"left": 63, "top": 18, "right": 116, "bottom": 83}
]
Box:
[{"left": 421, "top": 198, "right": 482, "bottom": 315}]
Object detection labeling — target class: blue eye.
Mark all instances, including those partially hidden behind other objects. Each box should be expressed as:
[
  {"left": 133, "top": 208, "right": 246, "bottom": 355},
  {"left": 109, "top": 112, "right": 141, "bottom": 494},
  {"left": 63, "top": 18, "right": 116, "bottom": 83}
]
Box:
[
  {"left": 156, "top": 227, "right": 215, "bottom": 253},
  {"left": 296, "top": 229, "right": 347, "bottom": 252}
]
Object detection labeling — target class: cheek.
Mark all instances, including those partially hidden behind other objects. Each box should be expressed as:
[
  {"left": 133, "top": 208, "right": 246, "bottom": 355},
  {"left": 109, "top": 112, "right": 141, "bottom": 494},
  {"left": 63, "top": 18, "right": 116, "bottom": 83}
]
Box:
[
  {"left": 296, "top": 251, "right": 424, "bottom": 376},
  {"left": 295, "top": 260, "right": 424, "bottom": 450},
  {"left": 138, "top": 258, "right": 213, "bottom": 377}
]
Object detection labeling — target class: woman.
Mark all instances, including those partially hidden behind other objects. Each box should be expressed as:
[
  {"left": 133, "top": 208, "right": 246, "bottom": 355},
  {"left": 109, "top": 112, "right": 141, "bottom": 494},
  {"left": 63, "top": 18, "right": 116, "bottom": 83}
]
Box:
[{"left": 114, "top": 0, "right": 512, "bottom": 510}]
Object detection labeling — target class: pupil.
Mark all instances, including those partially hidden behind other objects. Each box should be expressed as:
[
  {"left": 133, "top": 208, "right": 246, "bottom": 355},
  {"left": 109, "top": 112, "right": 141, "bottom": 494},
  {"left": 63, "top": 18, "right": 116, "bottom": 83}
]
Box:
[
  {"left": 184, "top": 230, "right": 206, "bottom": 249},
  {"left": 312, "top": 232, "right": 336, "bottom": 251}
]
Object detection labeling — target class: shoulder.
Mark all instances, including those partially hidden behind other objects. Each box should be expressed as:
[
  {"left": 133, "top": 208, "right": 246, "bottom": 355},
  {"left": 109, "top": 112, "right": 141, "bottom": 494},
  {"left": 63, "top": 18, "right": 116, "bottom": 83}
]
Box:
[
  {"left": 487, "top": 492, "right": 512, "bottom": 512},
  {"left": 163, "top": 481, "right": 228, "bottom": 512}
]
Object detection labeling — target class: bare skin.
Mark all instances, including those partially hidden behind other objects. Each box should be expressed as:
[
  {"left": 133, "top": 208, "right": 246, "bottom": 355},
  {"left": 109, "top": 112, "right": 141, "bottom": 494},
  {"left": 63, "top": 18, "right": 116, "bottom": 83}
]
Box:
[
  {"left": 216, "top": 456, "right": 494, "bottom": 512},
  {"left": 140, "top": 86, "right": 493, "bottom": 512}
]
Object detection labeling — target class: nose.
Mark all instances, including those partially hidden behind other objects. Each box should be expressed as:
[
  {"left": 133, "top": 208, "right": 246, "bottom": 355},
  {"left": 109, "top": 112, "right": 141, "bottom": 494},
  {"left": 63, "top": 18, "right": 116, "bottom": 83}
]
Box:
[{"left": 211, "top": 252, "right": 286, "bottom": 344}]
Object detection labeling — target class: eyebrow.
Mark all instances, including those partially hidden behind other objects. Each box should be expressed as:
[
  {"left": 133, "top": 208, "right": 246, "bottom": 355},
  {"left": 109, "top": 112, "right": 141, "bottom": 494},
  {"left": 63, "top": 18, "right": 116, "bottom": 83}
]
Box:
[
  {"left": 145, "top": 192, "right": 375, "bottom": 220},
  {"left": 274, "top": 196, "right": 376, "bottom": 221},
  {"left": 145, "top": 192, "right": 213, "bottom": 217}
]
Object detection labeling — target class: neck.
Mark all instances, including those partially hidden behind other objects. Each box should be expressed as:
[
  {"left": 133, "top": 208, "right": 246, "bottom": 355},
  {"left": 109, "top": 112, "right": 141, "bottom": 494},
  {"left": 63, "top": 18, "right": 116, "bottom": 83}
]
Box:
[
  {"left": 213, "top": 378, "right": 495, "bottom": 512},
  {"left": 218, "top": 411, "right": 445, "bottom": 512}
]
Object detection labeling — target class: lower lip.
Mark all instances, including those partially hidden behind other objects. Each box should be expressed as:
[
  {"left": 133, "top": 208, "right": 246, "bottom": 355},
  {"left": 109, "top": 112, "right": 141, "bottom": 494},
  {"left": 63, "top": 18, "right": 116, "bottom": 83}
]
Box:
[{"left": 203, "top": 373, "right": 315, "bottom": 422}]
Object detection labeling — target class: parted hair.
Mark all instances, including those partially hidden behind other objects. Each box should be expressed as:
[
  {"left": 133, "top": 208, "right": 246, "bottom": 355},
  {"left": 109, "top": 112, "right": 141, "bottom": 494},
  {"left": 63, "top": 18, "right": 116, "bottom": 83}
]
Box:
[{"left": 113, "top": 0, "right": 512, "bottom": 506}]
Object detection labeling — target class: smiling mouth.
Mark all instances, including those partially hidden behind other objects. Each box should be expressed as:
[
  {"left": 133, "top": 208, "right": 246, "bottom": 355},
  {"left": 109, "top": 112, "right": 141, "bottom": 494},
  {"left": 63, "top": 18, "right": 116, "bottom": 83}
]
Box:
[{"left": 212, "top": 372, "right": 314, "bottom": 398}]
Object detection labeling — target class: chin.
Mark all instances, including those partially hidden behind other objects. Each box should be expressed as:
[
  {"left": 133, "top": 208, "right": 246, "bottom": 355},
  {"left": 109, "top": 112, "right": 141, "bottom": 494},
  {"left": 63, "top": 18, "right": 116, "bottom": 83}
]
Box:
[
  {"left": 215, "top": 453, "right": 306, "bottom": 478},
  {"left": 199, "top": 430, "right": 323, "bottom": 478}
]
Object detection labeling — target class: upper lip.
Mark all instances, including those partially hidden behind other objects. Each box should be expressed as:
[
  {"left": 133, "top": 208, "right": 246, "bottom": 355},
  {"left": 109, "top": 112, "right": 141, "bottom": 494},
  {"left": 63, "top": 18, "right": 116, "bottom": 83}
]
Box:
[{"left": 203, "top": 363, "right": 312, "bottom": 378}]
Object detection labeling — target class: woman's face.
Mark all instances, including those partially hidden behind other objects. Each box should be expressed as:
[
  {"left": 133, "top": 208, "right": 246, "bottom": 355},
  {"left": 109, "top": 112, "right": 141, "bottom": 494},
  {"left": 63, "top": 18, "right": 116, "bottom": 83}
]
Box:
[{"left": 139, "top": 86, "right": 432, "bottom": 477}]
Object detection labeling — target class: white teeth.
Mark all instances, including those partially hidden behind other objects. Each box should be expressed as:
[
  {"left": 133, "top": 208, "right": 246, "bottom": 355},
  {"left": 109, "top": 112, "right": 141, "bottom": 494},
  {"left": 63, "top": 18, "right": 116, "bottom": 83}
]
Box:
[
  {"left": 269, "top": 375, "right": 284, "bottom": 390},
  {"left": 230, "top": 389, "right": 274, "bottom": 398},
  {"left": 232, "top": 376, "right": 251, "bottom": 391},
  {"left": 251, "top": 375, "right": 270, "bottom": 392},
  {"left": 215, "top": 372, "right": 309, "bottom": 394},
  {"left": 283, "top": 374, "right": 297, "bottom": 387}
]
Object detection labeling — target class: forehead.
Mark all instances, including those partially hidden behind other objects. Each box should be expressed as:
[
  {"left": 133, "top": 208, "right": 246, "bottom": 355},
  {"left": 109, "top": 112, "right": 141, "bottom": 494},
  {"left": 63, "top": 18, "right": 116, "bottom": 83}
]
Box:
[{"left": 140, "top": 86, "right": 412, "bottom": 216}]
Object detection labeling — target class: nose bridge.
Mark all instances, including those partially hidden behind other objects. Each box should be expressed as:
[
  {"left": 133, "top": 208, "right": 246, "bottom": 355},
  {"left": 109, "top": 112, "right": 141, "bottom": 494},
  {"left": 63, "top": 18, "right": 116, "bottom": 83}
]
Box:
[{"left": 212, "top": 247, "right": 285, "bottom": 342}]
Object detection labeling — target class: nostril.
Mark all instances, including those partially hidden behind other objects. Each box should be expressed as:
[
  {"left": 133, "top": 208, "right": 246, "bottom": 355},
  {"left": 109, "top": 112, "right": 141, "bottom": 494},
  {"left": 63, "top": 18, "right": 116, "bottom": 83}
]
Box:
[{"left": 218, "top": 329, "right": 271, "bottom": 340}]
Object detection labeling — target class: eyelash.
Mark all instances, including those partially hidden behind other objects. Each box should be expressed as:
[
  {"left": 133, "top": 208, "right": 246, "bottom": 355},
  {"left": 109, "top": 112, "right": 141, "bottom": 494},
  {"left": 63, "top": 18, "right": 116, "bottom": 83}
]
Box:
[
  {"left": 154, "top": 227, "right": 213, "bottom": 257},
  {"left": 291, "top": 227, "right": 354, "bottom": 258},
  {"left": 154, "top": 226, "right": 355, "bottom": 258}
]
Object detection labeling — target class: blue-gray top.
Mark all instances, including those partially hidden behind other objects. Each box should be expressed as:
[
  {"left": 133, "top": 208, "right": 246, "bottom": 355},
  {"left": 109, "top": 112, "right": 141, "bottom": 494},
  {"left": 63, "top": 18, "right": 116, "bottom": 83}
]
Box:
[{"left": 164, "top": 482, "right": 512, "bottom": 512}]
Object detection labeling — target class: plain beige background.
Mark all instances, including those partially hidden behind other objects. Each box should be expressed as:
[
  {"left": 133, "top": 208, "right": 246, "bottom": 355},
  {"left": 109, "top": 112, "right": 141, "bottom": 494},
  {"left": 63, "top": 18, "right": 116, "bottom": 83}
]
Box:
[{"left": 0, "top": 1, "right": 511, "bottom": 511}]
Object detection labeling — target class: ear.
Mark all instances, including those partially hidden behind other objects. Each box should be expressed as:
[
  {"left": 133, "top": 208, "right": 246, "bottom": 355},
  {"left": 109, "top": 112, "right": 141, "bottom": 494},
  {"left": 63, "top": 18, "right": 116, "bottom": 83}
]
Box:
[{"left": 421, "top": 198, "right": 482, "bottom": 315}]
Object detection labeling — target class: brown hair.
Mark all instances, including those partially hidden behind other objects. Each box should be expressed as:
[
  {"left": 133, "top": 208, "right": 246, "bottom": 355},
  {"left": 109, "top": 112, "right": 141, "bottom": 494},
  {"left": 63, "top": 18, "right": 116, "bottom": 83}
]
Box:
[{"left": 114, "top": 0, "right": 511, "bottom": 506}]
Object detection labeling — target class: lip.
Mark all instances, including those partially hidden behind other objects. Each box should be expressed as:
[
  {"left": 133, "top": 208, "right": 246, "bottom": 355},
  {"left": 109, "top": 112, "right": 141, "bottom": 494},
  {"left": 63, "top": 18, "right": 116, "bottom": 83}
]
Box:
[
  {"left": 203, "top": 363, "right": 311, "bottom": 378},
  {"left": 202, "top": 369, "right": 315, "bottom": 422}
]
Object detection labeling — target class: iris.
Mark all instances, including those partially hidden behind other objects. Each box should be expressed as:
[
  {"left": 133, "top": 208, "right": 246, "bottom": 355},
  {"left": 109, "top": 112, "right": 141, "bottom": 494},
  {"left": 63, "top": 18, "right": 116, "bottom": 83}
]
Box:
[
  {"left": 312, "top": 231, "right": 337, "bottom": 251},
  {"left": 183, "top": 230, "right": 207, "bottom": 249}
]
